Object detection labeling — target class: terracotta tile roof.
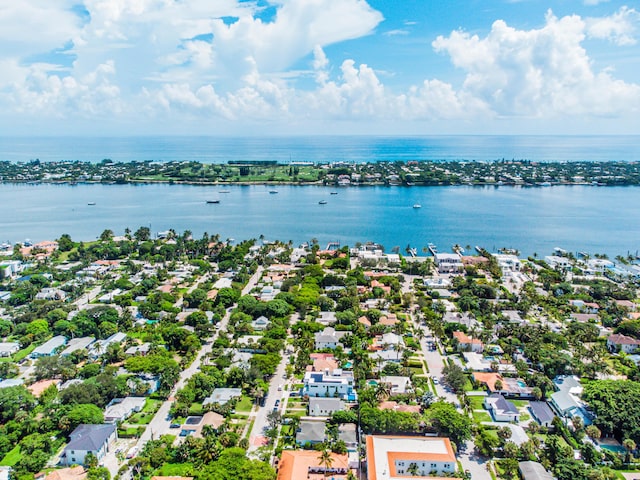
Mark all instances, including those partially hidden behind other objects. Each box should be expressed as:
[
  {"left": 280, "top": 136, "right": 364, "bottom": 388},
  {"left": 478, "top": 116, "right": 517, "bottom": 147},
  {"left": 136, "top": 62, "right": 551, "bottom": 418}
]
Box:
[{"left": 277, "top": 450, "right": 350, "bottom": 480}]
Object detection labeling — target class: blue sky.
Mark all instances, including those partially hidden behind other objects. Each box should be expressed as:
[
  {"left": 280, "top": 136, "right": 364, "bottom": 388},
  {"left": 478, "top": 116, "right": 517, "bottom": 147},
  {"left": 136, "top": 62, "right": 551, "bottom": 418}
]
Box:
[{"left": 0, "top": 0, "right": 638, "bottom": 135}]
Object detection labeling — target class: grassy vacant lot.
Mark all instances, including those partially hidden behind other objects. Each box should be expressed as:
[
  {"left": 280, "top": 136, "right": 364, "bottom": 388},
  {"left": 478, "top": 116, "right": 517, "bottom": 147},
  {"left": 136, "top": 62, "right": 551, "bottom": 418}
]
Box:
[{"left": 0, "top": 446, "right": 21, "bottom": 466}]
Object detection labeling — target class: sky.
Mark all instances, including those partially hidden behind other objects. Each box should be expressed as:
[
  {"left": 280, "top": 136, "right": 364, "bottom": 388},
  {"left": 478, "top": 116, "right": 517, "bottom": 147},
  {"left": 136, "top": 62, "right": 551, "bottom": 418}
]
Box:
[{"left": 0, "top": 0, "right": 639, "bottom": 135}]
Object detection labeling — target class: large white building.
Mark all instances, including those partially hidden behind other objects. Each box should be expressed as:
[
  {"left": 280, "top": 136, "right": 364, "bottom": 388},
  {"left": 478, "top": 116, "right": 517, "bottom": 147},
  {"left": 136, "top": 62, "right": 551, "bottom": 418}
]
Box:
[
  {"left": 366, "top": 435, "right": 457, "bottom": 479},
  {"left": 434, "top": 253, "right": 464, "bottom": 274},
  {"left": 302, "top": 369, "right": 357, "bottom": 401},
  {"left": 60, "top": 424, "right": 117, "bottom": 466}
]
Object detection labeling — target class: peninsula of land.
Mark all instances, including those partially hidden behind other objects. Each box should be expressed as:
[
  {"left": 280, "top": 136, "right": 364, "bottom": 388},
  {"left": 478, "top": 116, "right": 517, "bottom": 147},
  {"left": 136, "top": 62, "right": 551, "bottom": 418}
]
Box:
[{"left": 1, "top": 159, "right": 640, "bottom": 186}]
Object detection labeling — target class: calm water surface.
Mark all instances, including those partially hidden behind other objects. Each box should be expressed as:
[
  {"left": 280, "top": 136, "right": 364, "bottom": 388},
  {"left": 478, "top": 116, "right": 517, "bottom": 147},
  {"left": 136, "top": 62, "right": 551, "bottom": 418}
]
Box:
[
  {"left": 1, "top": 183, "right": 639, "bottom": 257},
  {"left": 0, "top": 135, "right": 639, "bottom": 163}
]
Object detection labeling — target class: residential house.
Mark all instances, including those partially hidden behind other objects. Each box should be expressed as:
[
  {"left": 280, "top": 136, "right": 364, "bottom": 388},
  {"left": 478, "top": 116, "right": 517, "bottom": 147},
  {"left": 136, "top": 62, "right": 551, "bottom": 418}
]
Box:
[
  {"left": 251, "top": 316, "right": 270, "bottom": 331},
  {"left": 472, "top": 372, "right": 532, "bottom": 397},
  {"left": 0, "top": 342, "right": 19, "bottom": 357},
  {"left": 309, "top": 398, "right": 345, "bottom": 417},
  {"left": 607, "top": 333, "right": 640, "bottom": 354},
  {"left": 0, "top": 379, "right": 24, "bottom": 389},
  {"left": 35, "top": 288, "right": 67, "bottom": 301},
  {"left": 314, "top": 327, "right": 347, "bottom": 350},
  {"left": 378, "top": 401, "right": 421, "bottom": 414},
  {"left": 31, "top": 336, "right": 67, "bottom": 358},
  {"left": 453, "top": 331, "right": 483, "bottom": 352},
  {"left": 484, "top": 394, "right": 520, "bottom": 422},
  {"left": 60, "top": 337, "right": 95, "bottom": 357},
  {"left": 37, "top": 466, "right": 87, "bottom": 480},
  {"left": 296, "top": 420, "right": 326, "bottom": 446},
  {"left": 529, "top": 401, "right": 556, "bottom": 428},
  {"left": 570, "top": 300, "right": 600, "bottom": 314},
  {"left": 89, "top": 332, "right": 127, "bottom": 359},
  {"left": 60, "top": 424, "right": 117, "bottom": 466},
  {"left": 203, "top": 388, "right": 242, "bottom": 406},
  {"left": 180, "top": 412, "right": 225, "bottom": 438},
  {"left": 434, "top": 253, "right": 464, "bottom": 274},
  {"left": 338, "top": 423, "right": 358, "bottom": 451},
  {"left": 518, "top": 461, "right": 555, "bottom": 480},
  {"left": 493, "top": 254, "right": 521, "bottom": 274},
  {"left": 104, "top": 397, "right": 147, "bottom": 424},
  {"left": 550, "top": 375, "right": 592, "bottom": 425},
  {"left": 302, "top": 370, "right": 357, "bottom": 401},
  {"left": 366, "top": 435, "right": 457, "bottom": 479},
  {"left": 380, "top": 376, "right": 412, "bottom": 395},
  {"left": 125, "top": 343, "right": 151, "bottom": 356},
  {"left": 276, "top": 450, "right": 351, "bottom": 480}
]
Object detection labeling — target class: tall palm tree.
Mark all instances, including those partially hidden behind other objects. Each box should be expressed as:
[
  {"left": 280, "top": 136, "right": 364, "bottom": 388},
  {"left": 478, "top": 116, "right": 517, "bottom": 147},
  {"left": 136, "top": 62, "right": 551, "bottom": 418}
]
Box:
[
  {"left": 318, "top": 449, "right": 334, "bottom": 479},
  {"left": 375, "top": 382, "right": 392, "bottom": 402}
]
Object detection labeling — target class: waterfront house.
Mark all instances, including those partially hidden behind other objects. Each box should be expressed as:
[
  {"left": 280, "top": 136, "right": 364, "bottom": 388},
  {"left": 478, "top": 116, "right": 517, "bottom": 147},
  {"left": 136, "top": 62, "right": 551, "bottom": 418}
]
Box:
[{"left": 434, "top": 253, "right": 464, "bottom": 274}]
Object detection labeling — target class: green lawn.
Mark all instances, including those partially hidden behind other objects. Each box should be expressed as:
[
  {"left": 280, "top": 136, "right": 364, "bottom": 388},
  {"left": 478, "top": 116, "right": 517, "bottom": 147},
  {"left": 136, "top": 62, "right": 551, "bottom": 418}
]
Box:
[
  {"left": 511, "top": 399, "right": 530, "bottom": 408},
  {"left": 468, "top": 396, "right": 486, "bottom": 410},
  {"left": 12, "top": 344, "right": 36, "bottom": 362},
  {"left": 472, "top": 411, "right": 493, "bottom": 423},
  {"left": 0, "top": 446, "right": 21, "bottom": 467},
  {"left": 235, "top": 396, "right": 254, "bottom": 413},
  {"left": 188, "top": 403, "right": 204, "bottom": 415},
  {"left": 143, "top": 398, "right": 162, "bottom": 413}
]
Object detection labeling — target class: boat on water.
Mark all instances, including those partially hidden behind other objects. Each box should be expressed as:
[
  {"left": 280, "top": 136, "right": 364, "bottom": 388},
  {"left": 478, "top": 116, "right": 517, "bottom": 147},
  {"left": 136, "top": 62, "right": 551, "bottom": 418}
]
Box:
[
  {"left": 413, "top": 204, "right": 421, "bottom": 209},
  {"left": 319, "top": 200, "right": 327, "bottom": 205},
  {"left": 269, "top": 190, "right": 278, "bottom": 194},
  {"left": 87, "top": 202, "right": 96, "bottom": 206},
  {"left": 206, "top": 200, "right": 220, "bottom": 204},
  {"left": 219, "top": 190, "right": 230, "bottom": 193},
  {"left": 330, "top": 192, "right": 338, "bottom": 195}
]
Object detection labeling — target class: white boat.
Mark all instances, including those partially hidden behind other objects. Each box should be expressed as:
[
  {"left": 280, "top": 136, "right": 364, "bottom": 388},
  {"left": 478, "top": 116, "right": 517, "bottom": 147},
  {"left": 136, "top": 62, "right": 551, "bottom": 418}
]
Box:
[
  {"left": 87, "top": 202, "right": 96, "bottom": 206},
  {"left": 319, "top": 200, "right": 327, "bottom": 205},
  {"left": 413, "top": 204, "right": 421, "bottom": 209}
]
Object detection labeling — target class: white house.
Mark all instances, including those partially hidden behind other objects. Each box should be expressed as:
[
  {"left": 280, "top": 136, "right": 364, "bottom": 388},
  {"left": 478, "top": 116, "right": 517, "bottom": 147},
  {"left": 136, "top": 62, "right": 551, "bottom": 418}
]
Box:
[
  {"left": 0, "top": 342, "right": 19, "bottom": 357},
  {"left": 89, "top": 332, "right": 127, "bottom": 359},
  {"left": 308, "top": 398, "right": 345, "bottom": 417},
  {"left": 104, "top": 397, "right": 147, "bottom": 424},
  {"left": 607, "top": 333, "right": 640, "bottom": 354},
  {"left": 380, "top": 376, "right": 412, "bottom": 395},
  {"left": 484, "top": 394, "right": 520, "bottom": 422},
  {"left": 493, "top": 254, "right": 522, "bottom": 274},
  {"left": 302, "top": 369, "right": 357, "bottom": 401},
  {"left": 35, "top": 288, "right": 67, "bottom": 301},
  {"left": 434, "top": 253, "right": 464, "bottom": 274},
  {"left": 60, "top": 423, "right": 117, "bottom": 466},
  {"left": 314, "top": 327, "right": 347, "bottom": 350}
]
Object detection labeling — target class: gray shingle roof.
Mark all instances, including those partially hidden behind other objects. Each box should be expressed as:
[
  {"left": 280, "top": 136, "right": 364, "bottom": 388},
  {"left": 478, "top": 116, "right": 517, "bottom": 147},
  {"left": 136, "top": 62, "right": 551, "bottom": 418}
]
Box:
[
  {"left": 65, "top": 424, "right": 116, "bottom": 452},
  {"left": 529, "top": 401, "right": 555, "bottom": 424}
]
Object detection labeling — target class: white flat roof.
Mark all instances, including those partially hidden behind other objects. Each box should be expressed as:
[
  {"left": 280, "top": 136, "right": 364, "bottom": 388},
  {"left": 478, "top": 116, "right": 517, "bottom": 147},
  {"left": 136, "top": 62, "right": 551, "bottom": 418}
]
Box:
[{"left": 367, "top": 436, "right": 455, "bottom": 480}]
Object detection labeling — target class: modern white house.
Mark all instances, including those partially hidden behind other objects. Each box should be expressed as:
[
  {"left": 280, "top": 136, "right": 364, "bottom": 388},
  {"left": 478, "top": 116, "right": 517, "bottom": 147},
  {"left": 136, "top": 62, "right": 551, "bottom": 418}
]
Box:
[
  {"left": 302, "top": 369, "right": 357, "bottom": 401},
  {"left": 308, "top": 398, "right": 345, "bottom": 417},
  {"left": 607, "top": 333, "right": 640, "bottom": 354},
  {"left": 60, "top": 423, "right": 117, "bottom": 466},
  {"left": 89, "top": 332, "right": 127, "bottom": 359}
]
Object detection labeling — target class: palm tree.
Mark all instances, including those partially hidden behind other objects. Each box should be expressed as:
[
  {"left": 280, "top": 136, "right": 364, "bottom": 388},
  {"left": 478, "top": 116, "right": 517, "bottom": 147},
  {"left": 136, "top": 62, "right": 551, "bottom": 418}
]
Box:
[
  {"left": 318, "top": 449, "right": 334, "bottom": 479},
  {"left": 407, "top": 463, "right": 420, "bottom": 476},
  {"left": 375, "top": 382, "right": 392, "bottom": 402},
  {"left": 623, "top": 438, "right": 636, "bottom": 464}
]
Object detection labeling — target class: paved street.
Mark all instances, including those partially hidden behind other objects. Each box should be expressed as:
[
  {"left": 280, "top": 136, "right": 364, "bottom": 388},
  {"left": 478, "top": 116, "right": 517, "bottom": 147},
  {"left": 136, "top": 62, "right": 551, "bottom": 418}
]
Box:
[
  {"left": 247, "top": 353, "right": 289, "bottom": 457},
  {"left": 105, "top": 267, "right": 264, "bottom": 477}
]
